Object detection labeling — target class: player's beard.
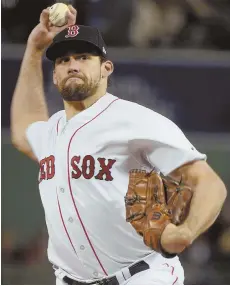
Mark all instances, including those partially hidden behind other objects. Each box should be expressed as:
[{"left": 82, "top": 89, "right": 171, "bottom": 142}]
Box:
[{"left": 57, "top": 73, "right": 101, "bottom": 102}]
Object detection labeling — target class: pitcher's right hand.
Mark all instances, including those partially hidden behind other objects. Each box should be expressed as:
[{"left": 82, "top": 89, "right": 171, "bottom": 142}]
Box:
[{"left": 27, "top": 5, "right": 77, "bottom": 52}]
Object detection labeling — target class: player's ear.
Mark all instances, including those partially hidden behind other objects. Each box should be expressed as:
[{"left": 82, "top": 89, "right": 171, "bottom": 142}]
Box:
[{"left": 101, "top": 60, "right": 114, "bottom": 78}]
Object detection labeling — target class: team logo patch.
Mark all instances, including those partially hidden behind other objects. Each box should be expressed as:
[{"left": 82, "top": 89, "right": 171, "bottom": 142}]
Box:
[{"left": 65, "top": 25, "right": 79, "bottom": 38}]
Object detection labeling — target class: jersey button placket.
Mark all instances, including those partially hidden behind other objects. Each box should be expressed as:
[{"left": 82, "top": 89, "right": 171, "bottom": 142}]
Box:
[{"left": 80, "top": 245, "right": 85, "bottom": 250}]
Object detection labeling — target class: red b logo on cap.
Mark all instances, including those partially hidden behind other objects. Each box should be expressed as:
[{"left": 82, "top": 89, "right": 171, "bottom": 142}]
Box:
[{"left": 65, "top": 25, "right": 79, "bottom": 38}]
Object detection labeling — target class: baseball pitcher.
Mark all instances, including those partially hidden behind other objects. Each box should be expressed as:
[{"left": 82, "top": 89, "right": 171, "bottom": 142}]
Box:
[{"left": 11, "top": 4, "right": 227, "bottom": 285}]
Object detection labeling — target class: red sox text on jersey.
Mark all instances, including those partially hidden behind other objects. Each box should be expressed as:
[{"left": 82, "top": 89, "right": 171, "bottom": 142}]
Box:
[{"left": 39, "top": 155, "right": 116, "bottom": 183}]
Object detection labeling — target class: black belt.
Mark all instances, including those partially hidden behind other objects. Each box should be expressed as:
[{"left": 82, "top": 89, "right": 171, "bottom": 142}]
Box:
[{"left": 63, "top": 260, "right": 149, "bottom": 285}]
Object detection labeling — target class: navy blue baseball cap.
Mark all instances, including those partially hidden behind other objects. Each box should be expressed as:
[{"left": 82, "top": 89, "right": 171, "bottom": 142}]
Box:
[{"left": 46, "top": 25, "right": 108, "bottom": 61}]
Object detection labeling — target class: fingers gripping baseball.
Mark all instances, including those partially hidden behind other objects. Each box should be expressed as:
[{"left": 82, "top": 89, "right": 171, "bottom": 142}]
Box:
[
  {"left": 28, "top": 4, "right": 77, "bottom": 51},
  {"left": 48, "top": 4, "right": 77, "bottom": 28},
  {"left": 40, "top": 8, "right": 50, "bottom": 27},
  {"left": 67, "top": 5, "right": 77, "bottom": 26}
]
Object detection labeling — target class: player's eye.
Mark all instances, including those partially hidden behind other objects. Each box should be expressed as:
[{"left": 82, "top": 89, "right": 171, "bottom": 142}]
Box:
[
  {"left": 77, "top": 55, "right": 89, "bottom": 61},
  {"left": 56, "top": 56, "right": 70, "bottom": 64},
  {"left": 61, "top": 57, "right": 70, "bottom": 63}
]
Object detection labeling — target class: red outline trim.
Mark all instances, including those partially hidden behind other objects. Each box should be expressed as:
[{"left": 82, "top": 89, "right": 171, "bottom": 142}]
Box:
[
  {"left": 67, "top": 98, "right": 119, "bottom": 275},
  {"left": 173, "top": 277, "right": 178, "bottom": 285},
  {"left": 162, "top": 263, "right": 178, "bottom": 285},
  {"left": 56, "top": 117, "right": 62, "bottom": 135},
  {"left": 56, "top": 190, "right": 77, "bottom": 253}
]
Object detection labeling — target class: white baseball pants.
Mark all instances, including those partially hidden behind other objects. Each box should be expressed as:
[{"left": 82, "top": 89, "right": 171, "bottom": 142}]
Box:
[{"left": 55, "top": 256, "right": 184, "bottom": 285}]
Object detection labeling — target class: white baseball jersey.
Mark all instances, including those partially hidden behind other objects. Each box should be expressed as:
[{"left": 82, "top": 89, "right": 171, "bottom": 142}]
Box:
[{"left": 26, "top": 92, "right": 206, "bottom": 281}]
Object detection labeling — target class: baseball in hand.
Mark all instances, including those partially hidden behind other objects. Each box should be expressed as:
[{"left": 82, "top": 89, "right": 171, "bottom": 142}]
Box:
[{"left": 49, "top": 3, "right": 69, "bottom": 27}]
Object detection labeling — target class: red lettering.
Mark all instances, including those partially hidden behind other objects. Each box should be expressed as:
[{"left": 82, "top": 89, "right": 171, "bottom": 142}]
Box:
[
  {"left": 95, "top": 158, "right": 116, "bottom": 181},
  {"left": 39, "top": 156, "right": 55, "bottom": 182},
  {"left": 47, "top": 155, "right": 55, "bottom": 179},
  {"left": 71, "top": 155, "right": 116, "bottom": 181},
  {"left": 65, "top": 25, "right": 79, "bottom": 38},
  {"left": 39, "top": 158, "right": 46, "bottom": 182},
  {"left": 82, "top": 155, "right": 95, "bottom": 179},
  {"left": 71, "top": 156, "right": 82, "bottom": 179}
]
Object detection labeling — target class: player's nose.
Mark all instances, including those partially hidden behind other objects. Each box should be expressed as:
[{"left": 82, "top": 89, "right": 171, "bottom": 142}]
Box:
[{"left": 67, "top": 57, "right": 80, "bottom": 74}]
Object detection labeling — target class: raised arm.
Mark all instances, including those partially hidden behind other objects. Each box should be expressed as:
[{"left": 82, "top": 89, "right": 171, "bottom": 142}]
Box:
[{"left": 10, "top": 6, "right": 77, "bottom": 160}]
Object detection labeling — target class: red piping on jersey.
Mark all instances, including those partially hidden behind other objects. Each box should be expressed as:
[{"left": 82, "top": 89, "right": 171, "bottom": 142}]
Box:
[
  {"left": 67, "top": 98, "right": 119, "bottom": 276},
  {"left": 162, "top": 263, "right": 178, "bottom": 285},
  {"left": 173, "top": 277, "right": 178, "bottom": 285},
  {"left": 56, "top": 117, "right": 62, "bottom": 135},
  {"left": 57, "top": 190, "right": 77, "bottom": 253}
]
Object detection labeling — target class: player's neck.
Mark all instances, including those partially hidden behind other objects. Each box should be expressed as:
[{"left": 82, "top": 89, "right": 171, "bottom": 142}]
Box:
[{"left": 63, "top": 90, "right": 107, "bottom": 120}]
